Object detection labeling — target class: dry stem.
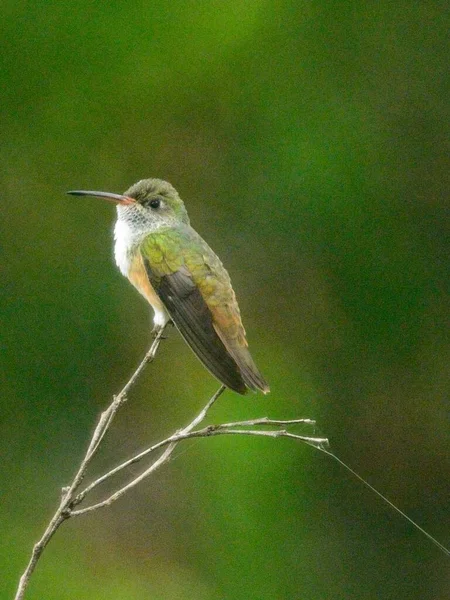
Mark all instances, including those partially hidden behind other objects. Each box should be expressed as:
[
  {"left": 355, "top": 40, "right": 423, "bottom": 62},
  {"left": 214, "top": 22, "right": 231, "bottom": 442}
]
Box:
[
  {"left": 13, "top": 330, "right": 325, "bottom": 600},
  {"left": 14, "top": 328, "right": 167, "bottom": 600}
]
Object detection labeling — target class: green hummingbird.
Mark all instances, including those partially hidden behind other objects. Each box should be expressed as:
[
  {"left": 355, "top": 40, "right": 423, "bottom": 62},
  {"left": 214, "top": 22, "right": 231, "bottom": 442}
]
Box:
[{"left": 68, "top": 179, "right": 269, "bottom": 395}]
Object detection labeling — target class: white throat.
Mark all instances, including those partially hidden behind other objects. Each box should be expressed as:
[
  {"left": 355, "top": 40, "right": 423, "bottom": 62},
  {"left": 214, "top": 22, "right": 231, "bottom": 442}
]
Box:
[
  {"left": 113, "top": 204, "right": 176, "bottom": 277},
  {"left": 114, "top": 218, "right": 142, "bottom": 276}
]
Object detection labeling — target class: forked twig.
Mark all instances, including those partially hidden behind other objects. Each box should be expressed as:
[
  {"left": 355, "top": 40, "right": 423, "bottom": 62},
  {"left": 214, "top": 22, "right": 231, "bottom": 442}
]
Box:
[
  {"left": 14, "top": 328, "right": 167, "bottom": 600},
  {"left": 71, "top": 413, "right": 324, "bottom": 517},
  {"left": 13, "top": 330, "right": 324, "bottom": 600}
]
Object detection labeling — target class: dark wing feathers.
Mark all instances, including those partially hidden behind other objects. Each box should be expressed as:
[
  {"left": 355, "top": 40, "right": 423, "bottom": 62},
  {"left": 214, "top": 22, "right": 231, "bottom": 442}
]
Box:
[
  {"left": 144, "top": 262, "right": 247, "bottom": 394},
  {"left": 213, "top": 324, "right": 269, "bottom": 393}
]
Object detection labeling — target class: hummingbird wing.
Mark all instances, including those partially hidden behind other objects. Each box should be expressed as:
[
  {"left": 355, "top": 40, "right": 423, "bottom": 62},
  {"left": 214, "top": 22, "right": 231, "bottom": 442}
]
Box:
[{"left": 140, "top": 226, "right": 269, "bottom": 394}]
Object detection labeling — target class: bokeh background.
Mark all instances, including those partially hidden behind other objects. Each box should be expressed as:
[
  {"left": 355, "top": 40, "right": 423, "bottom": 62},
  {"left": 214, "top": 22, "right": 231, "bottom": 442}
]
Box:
[{"left": 1, "top": 2, "right": 448, "bottom": 599}]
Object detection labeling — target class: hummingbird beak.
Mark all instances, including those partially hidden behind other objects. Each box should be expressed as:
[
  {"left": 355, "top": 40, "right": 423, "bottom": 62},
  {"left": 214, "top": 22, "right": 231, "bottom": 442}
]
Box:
[{"left": 67, "top": 190, "right": 136, "bottom": 205}]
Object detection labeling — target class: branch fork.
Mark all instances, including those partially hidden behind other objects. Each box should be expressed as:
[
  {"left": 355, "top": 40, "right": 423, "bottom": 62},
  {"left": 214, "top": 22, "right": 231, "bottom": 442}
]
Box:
[{"left": 14, "top": 327, "right": 325, "bottom": 600}]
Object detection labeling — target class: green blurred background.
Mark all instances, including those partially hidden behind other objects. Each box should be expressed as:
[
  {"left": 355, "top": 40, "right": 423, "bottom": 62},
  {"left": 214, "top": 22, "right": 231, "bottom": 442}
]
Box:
[{"left": 1, "top": 1, "right": 448, "bottom": 598}]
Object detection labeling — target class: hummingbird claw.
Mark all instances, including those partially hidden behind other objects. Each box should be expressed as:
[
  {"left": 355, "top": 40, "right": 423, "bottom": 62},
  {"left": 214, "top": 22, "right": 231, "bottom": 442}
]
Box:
[{"left": 151, "top": 321, "right": 173, "bottom": 340}]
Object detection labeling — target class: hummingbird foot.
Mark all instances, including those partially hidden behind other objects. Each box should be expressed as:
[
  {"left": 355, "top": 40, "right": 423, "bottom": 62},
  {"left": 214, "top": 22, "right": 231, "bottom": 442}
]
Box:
[{"left": 151, "top": 319, "right": 174, "bottom": 339}]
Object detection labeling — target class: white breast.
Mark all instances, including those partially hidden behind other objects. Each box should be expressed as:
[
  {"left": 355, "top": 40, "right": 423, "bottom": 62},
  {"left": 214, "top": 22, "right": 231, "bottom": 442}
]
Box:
[
  {"left": 114, "top": 218, "right": 135, "bottom": 276},
  {"left": 113, "top": 216, "right": 170, "bottom": 329}
]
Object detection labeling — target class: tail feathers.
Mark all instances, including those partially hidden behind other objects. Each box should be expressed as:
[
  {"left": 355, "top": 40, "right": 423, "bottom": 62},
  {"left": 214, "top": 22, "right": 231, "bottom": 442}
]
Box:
[
  {"left": 240, "top": 360, "right": 270, "bottom": 394},
  {"left": 173, "top": 319, "right": 247, "bottom": 395},
  {"left": 213, "top": 326, "right": 270, "bottom": 394}
]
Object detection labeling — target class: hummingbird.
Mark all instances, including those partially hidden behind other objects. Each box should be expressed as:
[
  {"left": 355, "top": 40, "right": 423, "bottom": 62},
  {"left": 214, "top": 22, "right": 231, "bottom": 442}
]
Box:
[{"left": 68, "top": 179, "right": 269, "bottom": 395}]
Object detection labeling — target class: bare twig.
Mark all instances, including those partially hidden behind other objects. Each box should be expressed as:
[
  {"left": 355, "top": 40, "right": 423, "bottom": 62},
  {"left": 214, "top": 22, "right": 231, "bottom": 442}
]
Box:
[
  {"left": 72, "top": 415, "right": 322, "bottom": 510},
  {"left": 71, "top": 421, "right": 326, "bottom": 516},
  {"left": 71, "top": 385, "right": 227, "bottom": 515},
  {"left": 13, "top": 328, "right": 167, "bottom": 600},
  {"left": 72, "top": 385, "right": 226, "bottom": 506},
  {"left": 14, "top": 333, "right": 324, "bottom": 600}
]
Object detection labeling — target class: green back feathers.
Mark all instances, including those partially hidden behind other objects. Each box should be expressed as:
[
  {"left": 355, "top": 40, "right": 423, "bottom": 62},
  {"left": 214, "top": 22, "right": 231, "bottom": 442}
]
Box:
[{"left": 140, "top": 229, "right": 186, "bottom": 279}]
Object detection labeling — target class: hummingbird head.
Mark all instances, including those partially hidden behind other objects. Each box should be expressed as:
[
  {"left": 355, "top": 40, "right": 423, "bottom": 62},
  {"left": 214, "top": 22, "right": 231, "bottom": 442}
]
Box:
[
  {"left": 68, "top": 178, "right": 190, "bottom": 232},
  {"left": 122, "top": 179, "right": 190, "bottom": 227}
]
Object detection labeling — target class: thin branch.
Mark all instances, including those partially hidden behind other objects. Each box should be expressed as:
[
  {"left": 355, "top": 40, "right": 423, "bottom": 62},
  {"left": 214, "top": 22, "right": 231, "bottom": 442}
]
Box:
[
  {"left": 73, "top": 384, "right": 227, "bottom": 504},
  {"left": 72, "top": 421, "right": 325, "bottom": 517},
  {"left": 209, "top": 417, "right": 317, "bottom": 428},
  {"left": 13, "top": 328, "right": 167, "bottom": 600},
  {"left": 71, "top": 420, "right": 325, "bottom": 516},
  {"left": 71, "top": 385, "right": 227, "bottom": 515},
  {"left": 73, "top": 415, "right": 321, "bottom": 507},
  {"left": 14, "top": 333, "right": 325, "bottom": 600}
]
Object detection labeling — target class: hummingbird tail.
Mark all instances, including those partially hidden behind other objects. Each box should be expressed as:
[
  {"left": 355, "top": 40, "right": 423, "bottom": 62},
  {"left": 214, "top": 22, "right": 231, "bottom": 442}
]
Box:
[
  {"left": 240, "top": 363, "right": 270, "bottom": 395},
  {"left": 174, "top": 320, "right": 248, "bottom": 395},
  {"left": 213, "top": 327, "right": 270, "bottom": 394}
]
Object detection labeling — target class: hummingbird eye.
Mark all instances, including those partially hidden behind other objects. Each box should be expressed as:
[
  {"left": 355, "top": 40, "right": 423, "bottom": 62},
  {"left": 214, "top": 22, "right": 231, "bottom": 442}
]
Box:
[{"left": 148, "top": 198, "right": 161, "bottom": 209}]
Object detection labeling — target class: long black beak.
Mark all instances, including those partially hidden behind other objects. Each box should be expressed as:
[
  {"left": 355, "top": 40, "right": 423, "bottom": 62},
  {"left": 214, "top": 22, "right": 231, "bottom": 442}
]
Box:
[{"left": 67, "top": 190, "right": 135, "bottom": 205}]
